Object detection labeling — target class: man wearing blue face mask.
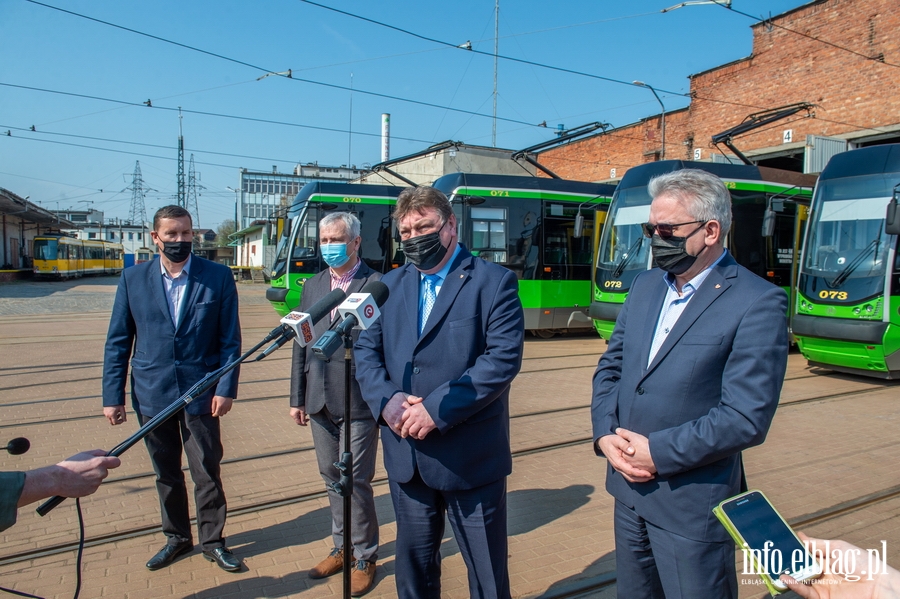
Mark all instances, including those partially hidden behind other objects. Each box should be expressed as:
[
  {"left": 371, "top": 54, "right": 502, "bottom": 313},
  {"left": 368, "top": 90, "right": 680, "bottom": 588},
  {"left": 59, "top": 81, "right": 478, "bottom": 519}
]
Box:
[
  {"left": 289, "top": 211, "right": 380, "bottom": 596},
  {"left": 591, "top": 169, "right": 789, "bottom": 598}
]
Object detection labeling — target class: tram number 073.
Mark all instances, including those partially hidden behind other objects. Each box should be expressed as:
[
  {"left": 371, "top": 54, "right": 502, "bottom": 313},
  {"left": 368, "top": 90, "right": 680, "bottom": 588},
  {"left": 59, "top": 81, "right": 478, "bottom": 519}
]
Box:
[
  {"left": 604, "top": 280, "right": 623, "bottom": 289},
  {"left": 818, "top": 290, "right": 849, "bottom": 300}
]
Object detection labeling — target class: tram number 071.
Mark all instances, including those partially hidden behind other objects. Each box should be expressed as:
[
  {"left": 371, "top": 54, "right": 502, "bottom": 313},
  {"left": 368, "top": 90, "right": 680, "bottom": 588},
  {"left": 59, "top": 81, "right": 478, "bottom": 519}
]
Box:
[
  {"left": 604, "top": 280, "right": 623, "bottom": 289},
  {"left": 818, "top": 290, "right": 848, "bottom": 300}
]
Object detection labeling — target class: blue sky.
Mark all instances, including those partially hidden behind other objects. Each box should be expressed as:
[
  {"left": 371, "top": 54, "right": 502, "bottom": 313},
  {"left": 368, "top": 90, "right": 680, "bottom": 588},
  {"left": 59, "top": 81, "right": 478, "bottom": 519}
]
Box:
[{"left": 1, "top": 0, "right": 808, "bottom": 229}]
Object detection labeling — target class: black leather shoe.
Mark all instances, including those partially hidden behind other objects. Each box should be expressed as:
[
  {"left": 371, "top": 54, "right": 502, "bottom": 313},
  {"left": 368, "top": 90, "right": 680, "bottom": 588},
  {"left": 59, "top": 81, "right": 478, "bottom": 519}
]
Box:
[
  {"left": 146, "top": 541, "right": 193, "bottom": 570},
  {"left": 203, "top": 547, "right": 242, "bottom": 572}
]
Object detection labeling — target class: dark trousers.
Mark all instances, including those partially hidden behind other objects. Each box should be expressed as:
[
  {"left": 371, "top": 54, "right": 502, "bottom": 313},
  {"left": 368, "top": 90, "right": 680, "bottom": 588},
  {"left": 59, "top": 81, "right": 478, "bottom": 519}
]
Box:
[
  {"left": 614, "top": 500, "right": 737, "bottom": 599},
  {"left": 389, "top": 470, "right": 510, "bottom": 599},
  {"left": 140, "top": 411, "right": 227, "bottom": 551}
]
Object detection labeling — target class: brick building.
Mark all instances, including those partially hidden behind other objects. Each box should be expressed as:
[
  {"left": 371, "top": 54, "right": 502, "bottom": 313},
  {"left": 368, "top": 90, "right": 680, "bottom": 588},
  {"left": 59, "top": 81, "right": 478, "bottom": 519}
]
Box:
[{"left": 539, "top": 0, "right": 900, "bottom": 181}]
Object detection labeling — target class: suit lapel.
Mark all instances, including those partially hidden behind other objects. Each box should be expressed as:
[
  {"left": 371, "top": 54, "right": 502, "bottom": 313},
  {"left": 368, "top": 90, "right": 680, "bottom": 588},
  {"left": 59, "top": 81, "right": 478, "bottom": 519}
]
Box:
[
  {"left": 644, "top": 259, "right": 736, "bottom": 374},
  {"left": 176, "top": 257, "right": 204, "bottom": 333},
  {"left": 418, "top": 252, "right": 471, "bottom": 342},
  {"left": 148, "top": 259, "right": 175, "bottom": 331},
  {"left": 637, "top": 278, "right": 667, "bottom": 375},
  {"left": 400, "top": 265, "right": 420, "bottom": 338}
]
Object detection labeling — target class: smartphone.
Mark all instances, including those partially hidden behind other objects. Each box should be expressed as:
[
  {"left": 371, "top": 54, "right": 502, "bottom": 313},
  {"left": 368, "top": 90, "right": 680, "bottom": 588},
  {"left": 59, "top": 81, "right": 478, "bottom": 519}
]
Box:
[{"left": 716, "top": 490, "right": 823, "bottom": 592}]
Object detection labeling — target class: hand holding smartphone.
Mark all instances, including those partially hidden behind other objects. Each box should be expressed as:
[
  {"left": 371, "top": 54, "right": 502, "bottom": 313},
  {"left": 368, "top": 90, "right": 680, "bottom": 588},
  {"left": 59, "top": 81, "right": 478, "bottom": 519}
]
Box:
[{"left": 714, "top": 490, "right": 823, "bottom": 594}]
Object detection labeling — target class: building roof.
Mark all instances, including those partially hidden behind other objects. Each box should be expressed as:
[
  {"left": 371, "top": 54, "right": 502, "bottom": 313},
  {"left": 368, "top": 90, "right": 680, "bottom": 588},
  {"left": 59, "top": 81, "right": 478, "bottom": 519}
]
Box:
[{"left": 0, "top": 188, "right": 77, "bottom": 227}]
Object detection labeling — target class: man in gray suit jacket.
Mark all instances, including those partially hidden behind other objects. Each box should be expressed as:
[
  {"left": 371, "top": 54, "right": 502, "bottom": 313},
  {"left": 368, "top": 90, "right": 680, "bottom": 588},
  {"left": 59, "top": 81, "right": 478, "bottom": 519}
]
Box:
[
  {"left": 592, "top": 169, "right": 789, "bottom": 598},
  {"left": 289, "top": 211, "right": 380, "bottom": 596}
]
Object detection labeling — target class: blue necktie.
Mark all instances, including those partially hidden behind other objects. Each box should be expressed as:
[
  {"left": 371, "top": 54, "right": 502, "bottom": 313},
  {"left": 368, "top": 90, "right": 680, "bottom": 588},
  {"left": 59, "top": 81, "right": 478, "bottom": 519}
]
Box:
[{"left": 420, "top": 274, "right": 439, "bottom": 334}]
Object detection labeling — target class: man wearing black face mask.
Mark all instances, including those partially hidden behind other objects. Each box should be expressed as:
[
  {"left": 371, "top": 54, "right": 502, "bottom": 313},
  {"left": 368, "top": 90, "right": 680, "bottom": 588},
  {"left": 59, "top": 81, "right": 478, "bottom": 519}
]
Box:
[
  {"left": 355, "top": 186, "right": 525, "bottom": 599},
  {"left": 103, "top": 205, "right": 243, "bottom": 574},
  {"left": 591, "top": 169, "right": 789, "bottom": 598}
]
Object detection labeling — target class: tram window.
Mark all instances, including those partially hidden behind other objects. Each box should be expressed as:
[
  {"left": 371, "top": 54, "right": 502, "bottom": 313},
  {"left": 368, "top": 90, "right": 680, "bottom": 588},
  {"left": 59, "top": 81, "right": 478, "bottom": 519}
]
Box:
[
  {"left": 471, "top": 207, "right": 507, "bottom": 263},
  {"left": 542, "top": 217, "right": 593, "bottom": 266}
]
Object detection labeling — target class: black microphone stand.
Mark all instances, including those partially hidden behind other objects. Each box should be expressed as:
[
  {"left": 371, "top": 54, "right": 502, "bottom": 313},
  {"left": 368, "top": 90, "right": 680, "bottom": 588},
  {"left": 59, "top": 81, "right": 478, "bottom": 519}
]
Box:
[
  {"left": 313, "top": 326, "right": 355, "bottom": 599},
  {"left": 36, "top": 326, "right": 290, "bottom": 517}
]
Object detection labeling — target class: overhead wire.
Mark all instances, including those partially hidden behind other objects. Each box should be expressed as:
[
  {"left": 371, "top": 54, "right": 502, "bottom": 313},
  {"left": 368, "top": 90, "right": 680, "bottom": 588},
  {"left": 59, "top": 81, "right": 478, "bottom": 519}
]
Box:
[{"left": 22, "top": 0, "right": 545, "bottom": 129}]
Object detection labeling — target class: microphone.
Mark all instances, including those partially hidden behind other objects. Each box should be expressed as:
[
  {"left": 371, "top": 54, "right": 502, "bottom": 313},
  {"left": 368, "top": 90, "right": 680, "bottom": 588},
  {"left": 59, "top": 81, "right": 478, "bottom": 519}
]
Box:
[
  {"left": 255, "top": 288, "right": 347, "bottom": 361},
  {"left": 312, "top": 281, "right": 390, "bottom": 361},
  {"left": 5, "top": 437, "right": 30, "bottom": 455},
  {"left": 336, "top": 281, "right": 390, "bottom": 335}
]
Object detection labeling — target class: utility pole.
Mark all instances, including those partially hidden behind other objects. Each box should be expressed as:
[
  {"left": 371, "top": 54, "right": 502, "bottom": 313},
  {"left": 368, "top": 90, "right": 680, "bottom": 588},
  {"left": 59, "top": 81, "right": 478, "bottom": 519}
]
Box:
[
  {"left": 492, "top": 0, "right": 499, "bottom": 147},
  {"left": 128, "top": 161, "right": 147, "bottom": 228},
  {"left": 177, "top": 108, "right": 185, "bottom": 207}
]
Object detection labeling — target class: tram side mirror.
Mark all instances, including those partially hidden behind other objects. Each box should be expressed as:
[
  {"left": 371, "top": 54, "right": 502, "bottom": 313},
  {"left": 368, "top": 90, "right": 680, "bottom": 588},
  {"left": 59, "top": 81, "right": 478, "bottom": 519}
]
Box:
[
  {"left": 886, "top": 195, "right": 900, "bottom": 236},
  {"left": 761, "top": 208, "right": 776, "bottom": 237},
  {"left": 574, "top": 212, "right": 584, "bottom": 238}
]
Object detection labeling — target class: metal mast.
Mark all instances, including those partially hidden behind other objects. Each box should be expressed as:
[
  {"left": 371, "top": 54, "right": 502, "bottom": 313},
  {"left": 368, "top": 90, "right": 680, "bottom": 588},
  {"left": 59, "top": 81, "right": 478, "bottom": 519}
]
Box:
[
  {"left": 128, "top": 161, "right": 147, "bottom": 227},
  {"left": 492, "top": 0, "right": 499, "bottom": 147},
  {"left": 187, "top": 153, "right": 201, "bottom": 228},
  {"left": 177, "top": 108, "right": 185, "bottom": 207}
]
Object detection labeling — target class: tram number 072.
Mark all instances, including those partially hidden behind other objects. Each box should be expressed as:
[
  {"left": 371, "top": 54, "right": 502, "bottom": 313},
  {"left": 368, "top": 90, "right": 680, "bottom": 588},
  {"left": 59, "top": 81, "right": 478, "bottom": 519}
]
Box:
[
  {"left": 604, "top": 280, "right": 623, "bottom": 289},
  {"left": 818, "top": 290, "right": 848, "bottom": 300}
]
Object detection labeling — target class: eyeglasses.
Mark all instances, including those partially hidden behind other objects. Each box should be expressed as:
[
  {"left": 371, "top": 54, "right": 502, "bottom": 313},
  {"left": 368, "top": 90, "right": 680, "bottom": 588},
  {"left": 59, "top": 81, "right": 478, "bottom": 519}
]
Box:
[{"left": 641, "top": 220, "right": 706, "bottom": 239}]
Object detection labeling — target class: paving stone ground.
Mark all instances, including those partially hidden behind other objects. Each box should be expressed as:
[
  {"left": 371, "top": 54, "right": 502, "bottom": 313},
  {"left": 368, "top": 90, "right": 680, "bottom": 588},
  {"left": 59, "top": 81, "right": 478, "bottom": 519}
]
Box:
[{"left": 1, "top": 278, "right": 898, "bottom": 598}]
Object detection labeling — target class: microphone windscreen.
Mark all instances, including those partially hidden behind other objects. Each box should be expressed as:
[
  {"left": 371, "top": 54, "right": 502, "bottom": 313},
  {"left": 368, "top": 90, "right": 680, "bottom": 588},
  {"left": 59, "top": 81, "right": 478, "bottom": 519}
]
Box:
[
  {"left": 361, "top": 280, "right": 390, "bottom": 307},
  {"left": 6, "top": 437, "right": 30, "bottom": 455},
  {"left": 306, "top": 288, "right": 347, "bottom": 323}
]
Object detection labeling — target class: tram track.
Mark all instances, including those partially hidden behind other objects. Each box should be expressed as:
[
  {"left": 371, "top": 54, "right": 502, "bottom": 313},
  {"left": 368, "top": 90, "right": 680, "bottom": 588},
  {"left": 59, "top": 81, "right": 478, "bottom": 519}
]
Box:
[
  {"left": 5, "top": 431, "right": 900, "bottom": 599},
  {"left": 0, "top": 435, "right": 593, "bottom": 566}
]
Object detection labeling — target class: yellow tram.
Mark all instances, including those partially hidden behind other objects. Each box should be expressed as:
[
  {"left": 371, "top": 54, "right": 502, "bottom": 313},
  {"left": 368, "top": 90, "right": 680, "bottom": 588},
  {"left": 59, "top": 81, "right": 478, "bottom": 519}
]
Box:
[{"left": 32, "top": 235, "right": 124, "bottom": 279}]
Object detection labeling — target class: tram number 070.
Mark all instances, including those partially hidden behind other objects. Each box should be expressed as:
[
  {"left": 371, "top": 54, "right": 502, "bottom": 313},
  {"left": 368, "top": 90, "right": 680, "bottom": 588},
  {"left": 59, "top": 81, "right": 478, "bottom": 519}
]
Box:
[
  {"left": 818, "top": 290, "right": 849, "bottom": 300},
  {"left": 342, "top": 197, "right": 362, "bottom": 203}
]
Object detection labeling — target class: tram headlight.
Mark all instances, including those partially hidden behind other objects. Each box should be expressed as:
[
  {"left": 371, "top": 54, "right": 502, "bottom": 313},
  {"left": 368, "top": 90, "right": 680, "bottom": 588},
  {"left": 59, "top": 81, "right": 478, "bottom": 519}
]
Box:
[
  {"left": 865, "top": 304, "right": 874, "bottom": 313},
  {"left": 853, "top": 308, "right": 861, "bottom": 315}
]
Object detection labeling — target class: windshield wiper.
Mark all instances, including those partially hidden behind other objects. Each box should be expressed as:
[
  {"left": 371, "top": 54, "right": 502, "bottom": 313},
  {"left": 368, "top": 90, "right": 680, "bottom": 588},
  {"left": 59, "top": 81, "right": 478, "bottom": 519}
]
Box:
[
  {"left": 612, "top": 236, "right": 645, "bottom": 279},
  {"left": 829, "top": 238, "right": 880, "bottom": 288}
]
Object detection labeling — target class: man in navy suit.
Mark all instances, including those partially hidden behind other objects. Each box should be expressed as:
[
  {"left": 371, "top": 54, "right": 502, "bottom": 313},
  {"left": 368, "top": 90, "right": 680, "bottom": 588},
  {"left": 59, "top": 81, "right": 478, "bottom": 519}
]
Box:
[
  {"left": 355, "top": 186, "right": 524, "bottom": 599},
  {"left": 103, "top": 205, "right": 243, "bottom": 573},
  {"left": 592, "top": 169, "right": 789, "bottom": 598},
  {"left": 289, "top": 212, "right": 380, "bottom": 596}
]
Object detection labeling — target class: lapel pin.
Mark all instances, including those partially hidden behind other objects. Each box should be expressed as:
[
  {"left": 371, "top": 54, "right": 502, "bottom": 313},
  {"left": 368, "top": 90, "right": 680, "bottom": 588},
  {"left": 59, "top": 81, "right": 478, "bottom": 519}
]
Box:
[
  {"left": 459, "top": 274, "right": 463, "bottom": 278},
  {"left": 715, "top": 284, "right": 721, "bottom": 289}
]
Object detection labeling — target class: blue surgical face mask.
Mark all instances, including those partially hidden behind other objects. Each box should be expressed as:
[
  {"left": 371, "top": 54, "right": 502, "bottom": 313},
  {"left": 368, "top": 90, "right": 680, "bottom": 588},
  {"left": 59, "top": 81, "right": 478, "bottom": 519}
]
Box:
[{"left": 321, "top": 243, "right": 351, "bottom": 268}]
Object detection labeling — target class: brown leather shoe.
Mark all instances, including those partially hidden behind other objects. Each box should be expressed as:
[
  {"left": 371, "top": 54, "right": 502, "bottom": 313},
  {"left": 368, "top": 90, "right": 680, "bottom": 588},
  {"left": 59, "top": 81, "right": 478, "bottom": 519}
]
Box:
[
  {"left": 308, "top": 547, "right": 343, "bottom": 579},
  {"left": 350, "top": 560, "right": 376, "bottom": 596}
]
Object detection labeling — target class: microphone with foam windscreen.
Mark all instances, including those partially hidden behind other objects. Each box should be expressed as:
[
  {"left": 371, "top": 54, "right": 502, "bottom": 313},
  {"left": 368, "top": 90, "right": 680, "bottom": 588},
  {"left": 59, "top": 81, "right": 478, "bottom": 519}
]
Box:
[
  {"left": 312, "top": 281, "right": 390, "bottom": 361},
  {"left": 255, "top": 288, "right": 347, "bottom": 361},
  {"left": 5, "top": 437, "right": 30, "bottom": 455}
]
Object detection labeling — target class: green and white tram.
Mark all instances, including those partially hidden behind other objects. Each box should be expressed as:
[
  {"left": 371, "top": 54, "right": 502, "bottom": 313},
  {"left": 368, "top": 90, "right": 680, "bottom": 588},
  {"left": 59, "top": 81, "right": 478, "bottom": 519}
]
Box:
[
  {"left": 591, "top": 160, "right": 813, "bottom": 340},
  {"left": 793, "top": 144, "right": 900, "bottom": 378},
  {"left": 432, "top": 173, "right": 615, "bottom": 336},
  {"left": 266, "top": 182, "right": 403, "bottom": 316}
]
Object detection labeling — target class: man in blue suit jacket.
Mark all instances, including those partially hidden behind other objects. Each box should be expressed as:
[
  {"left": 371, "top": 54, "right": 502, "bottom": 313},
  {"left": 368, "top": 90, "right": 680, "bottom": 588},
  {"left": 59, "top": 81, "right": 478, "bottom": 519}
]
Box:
[
  {"left": 355, "top": 186, "right": 524, "bottom": 599},
  {"left": 592, "top": 170, "right": 788, "bottom": 598},
  {"left": 103, "top": 206, "right": 243, "bottom": 573}
]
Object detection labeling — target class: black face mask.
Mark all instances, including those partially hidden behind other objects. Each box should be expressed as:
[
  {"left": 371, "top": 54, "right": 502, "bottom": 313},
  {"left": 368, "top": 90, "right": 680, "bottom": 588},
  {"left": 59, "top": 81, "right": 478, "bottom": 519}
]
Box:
[
  {"left": 650, "top": 223, "right": 707, "bottom": 275},
  {"left": 160, "top": 241, "right": 192, "bottom": 264},
  {"left": 401, "top": 221, "right": 448, "bottom": 271}
]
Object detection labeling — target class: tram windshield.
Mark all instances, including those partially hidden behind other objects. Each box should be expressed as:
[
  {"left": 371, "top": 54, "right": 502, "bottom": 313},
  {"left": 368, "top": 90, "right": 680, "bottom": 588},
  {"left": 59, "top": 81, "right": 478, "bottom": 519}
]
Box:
[
  {"left": 803, "top": 176, "right": 891, "bottom": 289},
  {"left": 596, "top": 186, "right": 652, "bottom": 286},
  {"left": 33, "top": 238, "right": 58, "bottom": 261},
  {"left": 271, "top": 207, "right": 317, "bottom": 280}
]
